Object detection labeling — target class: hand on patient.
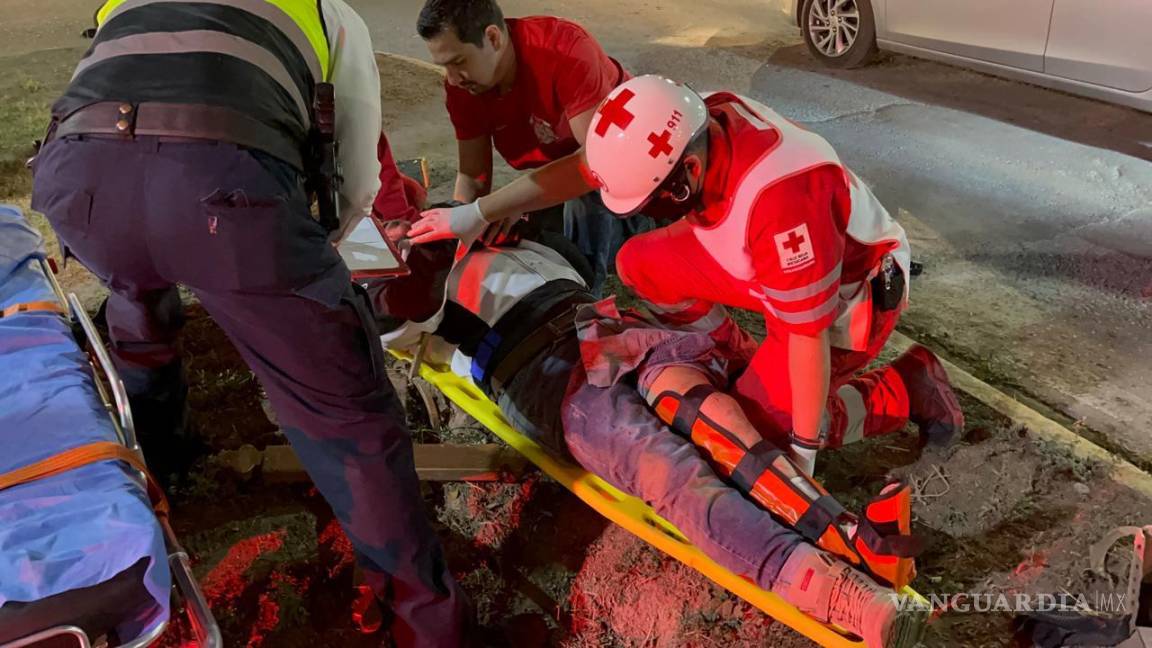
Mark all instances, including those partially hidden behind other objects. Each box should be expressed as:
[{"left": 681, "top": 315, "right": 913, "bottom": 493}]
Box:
[
  {"left": 409, "top": 202, "right": 489, "bottom": 246},
  {"left": 409, "top": 202, "right": 527, "bottom": 248}
]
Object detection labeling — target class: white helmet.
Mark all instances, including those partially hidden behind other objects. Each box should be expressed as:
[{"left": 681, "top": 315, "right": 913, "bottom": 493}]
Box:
[{"left": 585, "top": 75, "right": 709, "bottom": 215}]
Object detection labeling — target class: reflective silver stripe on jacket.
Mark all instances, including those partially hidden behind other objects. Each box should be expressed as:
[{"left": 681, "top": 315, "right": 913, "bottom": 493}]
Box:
[
  {"left": 74, "top": 29, "right": 311, "bottom": 125},
  {"left": 100, "top": 0, "right": 324, "bottom": 82}
]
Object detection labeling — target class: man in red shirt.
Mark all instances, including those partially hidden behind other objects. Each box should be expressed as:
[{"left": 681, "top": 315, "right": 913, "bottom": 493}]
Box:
[
  {"left": 580, "top": 76, "right": 965, "bottom": 481},
  {"left": 409, "top": 0, "right": 647, "bottom": 295}
]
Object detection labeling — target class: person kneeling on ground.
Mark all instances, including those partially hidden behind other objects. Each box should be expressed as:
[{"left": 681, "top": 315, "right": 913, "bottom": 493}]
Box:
[{"left": 368, "top": 225, "right": 927, "bottom": 647}]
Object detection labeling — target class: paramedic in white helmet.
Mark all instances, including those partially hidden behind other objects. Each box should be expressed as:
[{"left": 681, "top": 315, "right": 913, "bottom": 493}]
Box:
[{"left": 581, "top": 75, "right": 964, "bottom": 476}]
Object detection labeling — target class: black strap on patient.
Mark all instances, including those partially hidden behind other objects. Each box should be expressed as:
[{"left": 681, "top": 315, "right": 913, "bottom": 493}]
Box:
[
  {"left": 795, "top": 495, "right": 848, "bottom": 543},
  {"left": 478, "top": 281, "right": 595, "bottom": 397},
  {"left": 856, "top": 518, "right": 923, "bottom": 558},
  {"left": 671, "top": 384, "right": 718, "bottom": 436},
  {"left": 439, "top": 301, "right": 490, "bottom": 357},
  {"left": 729, "top": 441, "right": 782, "bottom": 492}
]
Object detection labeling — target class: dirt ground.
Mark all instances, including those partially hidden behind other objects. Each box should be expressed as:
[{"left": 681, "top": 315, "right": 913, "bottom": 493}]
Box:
[
  {"left": 3, "top": 23, "right": 1152, "bottom": 648},
  {"left": 149, "top": 293, "right": 1151, "bottom": 648}
]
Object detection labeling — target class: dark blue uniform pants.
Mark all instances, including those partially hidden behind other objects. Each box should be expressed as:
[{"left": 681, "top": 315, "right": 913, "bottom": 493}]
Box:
[{"left": 31, "top": 136, "right": 468, "bottom": 648}]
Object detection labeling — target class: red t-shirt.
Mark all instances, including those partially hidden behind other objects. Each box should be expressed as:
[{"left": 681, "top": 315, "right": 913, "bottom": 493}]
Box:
[{"left": 445, "top": 16, "right": 628, "bottom": 170}]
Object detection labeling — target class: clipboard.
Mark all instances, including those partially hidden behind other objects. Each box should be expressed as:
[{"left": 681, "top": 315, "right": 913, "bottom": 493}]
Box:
[{"left": 338, "top": 216, "right": 410, "bottom": 280}]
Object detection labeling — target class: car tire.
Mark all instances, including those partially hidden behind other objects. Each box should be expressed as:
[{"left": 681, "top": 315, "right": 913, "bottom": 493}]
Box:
[{"left": 801, "top": 0, "right": 878, "bottom": 69}]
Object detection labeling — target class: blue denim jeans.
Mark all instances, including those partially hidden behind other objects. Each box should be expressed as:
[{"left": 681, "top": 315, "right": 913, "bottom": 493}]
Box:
[
  {"left": 563, "top": 192, "right": 653, "bottom": 298},
  {"left": 498, "top": 336, "right": 801, "bottom": 591}
]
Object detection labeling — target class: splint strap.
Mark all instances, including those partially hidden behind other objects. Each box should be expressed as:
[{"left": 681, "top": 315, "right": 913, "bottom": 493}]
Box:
[
  {"left": 856, "top": 519, "right": 922, "bottom": 558},
  {"left": 1, "top": 300, "right": 68, "bottom": 318},
  {"left": 671, "top": 384, "right": 715, "bottom": 435},
  {"left": 729, "top": 441, "right": 779, "bottom": 492},
  {"left": 795, "top": 495, "right": 848, "bottom": 543},
  {"left": 0, "top": 441, "right": 169, "bottom": 517},
  {"left": 390, "top": 350, "right": 926, "bottom": 648}
]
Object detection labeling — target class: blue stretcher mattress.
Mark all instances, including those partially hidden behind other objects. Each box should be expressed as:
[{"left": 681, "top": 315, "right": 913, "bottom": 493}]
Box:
[{"left": 0, "top": 205, "right": 171, "bottom": 643}]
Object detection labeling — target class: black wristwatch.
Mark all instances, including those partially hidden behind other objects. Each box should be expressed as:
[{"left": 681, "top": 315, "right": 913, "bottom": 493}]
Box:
[{"left": 789, "top": 431, "right": 825, "bottom": 450}]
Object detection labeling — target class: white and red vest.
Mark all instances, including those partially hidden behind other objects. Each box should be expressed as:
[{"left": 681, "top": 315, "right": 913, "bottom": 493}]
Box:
[
  {"left": 692, "top": 93, "right": 911, "bottom": 351},
  {"left": 378, "top": 240, "right": 587, "bottom": 380}
]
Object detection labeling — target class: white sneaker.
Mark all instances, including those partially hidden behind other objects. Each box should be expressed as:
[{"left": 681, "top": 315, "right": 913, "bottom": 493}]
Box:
[{"left": 772, "top": 544, "right": 926, "bottom": 648}]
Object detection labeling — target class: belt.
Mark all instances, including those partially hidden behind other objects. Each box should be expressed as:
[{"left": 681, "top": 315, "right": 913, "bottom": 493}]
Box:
[
  {"left": 486, "top": 299, "right": 588, "bottom": 398},
  {"left": 51, "top": 101, "right": 305, "bottom": 171}
]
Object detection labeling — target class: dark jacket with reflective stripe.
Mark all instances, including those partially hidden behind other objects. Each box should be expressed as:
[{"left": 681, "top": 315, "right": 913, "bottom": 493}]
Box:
[{"left": 55, "top": 0, "right": 326, "bottom": 160}]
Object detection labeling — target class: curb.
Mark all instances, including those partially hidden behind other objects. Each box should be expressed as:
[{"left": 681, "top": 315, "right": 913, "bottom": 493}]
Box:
[
  {"left": 889, "top": 331, "right": 1152, "bottom": 501},
  {"left": 373, "top": 50, "right": 445, "bottom": 77}
]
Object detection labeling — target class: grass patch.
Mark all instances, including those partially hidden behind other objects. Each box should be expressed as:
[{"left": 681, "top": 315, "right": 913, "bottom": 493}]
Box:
[
  {"left": 0, "top": 47, "right": 83, "bottom": 200},
  {"left": 1032, "top": 436, "right": 1109, "bottom": 484}
]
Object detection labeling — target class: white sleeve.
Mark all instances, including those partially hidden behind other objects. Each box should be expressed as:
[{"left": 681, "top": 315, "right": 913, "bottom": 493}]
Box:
[
  {"left": 378, "top": 311, "right": 444, "bottom": 353},
  {"left": 320, "top": 0, "right": 381, "bottom": 241}
]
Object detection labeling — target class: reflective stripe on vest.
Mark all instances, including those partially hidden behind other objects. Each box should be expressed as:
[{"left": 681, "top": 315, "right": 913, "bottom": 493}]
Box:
[
  {"left": 97, "top": 0, "right": 329, "bottom": 80},
  {"left": 74, "top": 30, "right": 312, "bottom": 120},
  {"left": 65, "top": 0, "right": 331, "bottom": 145}
]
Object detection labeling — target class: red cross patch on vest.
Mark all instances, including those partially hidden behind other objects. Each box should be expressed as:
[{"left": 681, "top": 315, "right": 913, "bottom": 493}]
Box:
[{"left": 774, "top": 223, "right": 815, "bottom": 272}]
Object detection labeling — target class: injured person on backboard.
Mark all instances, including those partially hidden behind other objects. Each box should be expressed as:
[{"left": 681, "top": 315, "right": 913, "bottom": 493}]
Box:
[{"left": 368, "top": 224, "right": 929, "bottom": 648}]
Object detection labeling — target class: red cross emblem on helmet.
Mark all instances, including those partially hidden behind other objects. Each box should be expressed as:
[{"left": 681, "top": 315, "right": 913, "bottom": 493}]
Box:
[
  {"left": 594, "top": 89, "right": 637, "bottom": 137},
  {"left": 647, "top": 130, "right": 675, "bottom": 158}
]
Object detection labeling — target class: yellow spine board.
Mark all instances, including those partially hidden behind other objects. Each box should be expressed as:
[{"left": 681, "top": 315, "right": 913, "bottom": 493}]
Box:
[{"left": 393, "top": 352, "right": 926, "bottom": 647}]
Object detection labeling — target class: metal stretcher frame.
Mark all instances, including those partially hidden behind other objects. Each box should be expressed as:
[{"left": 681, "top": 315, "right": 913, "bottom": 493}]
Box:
[
  {"left": 392, "top": 350, "right": 926, "bottom": 647},
  {"left": 0, "top": 260, "right": 221, "bottom": 648}
]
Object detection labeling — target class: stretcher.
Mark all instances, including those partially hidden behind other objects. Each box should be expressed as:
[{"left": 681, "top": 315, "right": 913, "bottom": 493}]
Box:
[
  {"left": 0, "top": 206, "right": 220, "bottom": 648},
  {"left": 393, "top": 350, "right": 926, "bottom": 647}
]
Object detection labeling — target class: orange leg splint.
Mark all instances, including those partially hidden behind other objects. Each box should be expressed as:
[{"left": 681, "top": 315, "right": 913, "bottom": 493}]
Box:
[{"left": 652, "top": 385, "right": 920, "bottom": 588}]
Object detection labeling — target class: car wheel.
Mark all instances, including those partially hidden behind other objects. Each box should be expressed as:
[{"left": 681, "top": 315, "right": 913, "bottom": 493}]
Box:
[{"left": 801, "top": 0, "right": 878, "bottom": 69}]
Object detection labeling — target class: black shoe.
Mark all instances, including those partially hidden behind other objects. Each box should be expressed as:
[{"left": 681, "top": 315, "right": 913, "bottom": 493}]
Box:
[{"left": 891, "top": 345, "right": 964, "bottom": 448}]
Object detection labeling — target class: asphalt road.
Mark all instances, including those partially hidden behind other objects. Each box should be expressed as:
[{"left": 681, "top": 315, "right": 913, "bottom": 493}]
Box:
[{"left": 751, "top": 44, "right": 1152, "bottom": 464}]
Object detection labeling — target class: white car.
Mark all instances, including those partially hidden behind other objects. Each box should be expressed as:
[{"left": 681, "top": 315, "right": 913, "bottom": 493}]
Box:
[{"left": 784, "top": 0, "right": 1152, "bottom": 113}]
